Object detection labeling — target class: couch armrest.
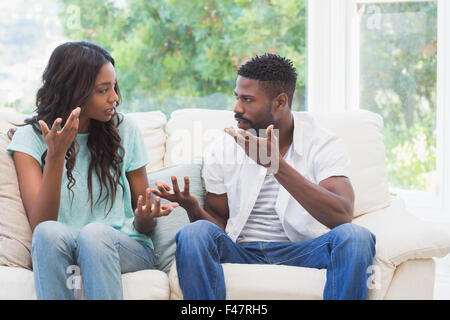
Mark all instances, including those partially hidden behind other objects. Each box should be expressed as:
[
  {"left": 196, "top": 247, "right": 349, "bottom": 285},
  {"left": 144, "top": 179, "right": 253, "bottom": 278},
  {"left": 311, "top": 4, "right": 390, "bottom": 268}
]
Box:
[{"left": 353, "top": 196, "right": 450, "bottom": 267}]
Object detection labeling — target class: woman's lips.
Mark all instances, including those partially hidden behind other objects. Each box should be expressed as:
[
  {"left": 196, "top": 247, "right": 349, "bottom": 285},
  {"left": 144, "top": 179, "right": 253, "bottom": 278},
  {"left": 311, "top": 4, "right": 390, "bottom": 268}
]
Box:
[{"left": 106, "top": 108, "right": 115, "bottom": 115}]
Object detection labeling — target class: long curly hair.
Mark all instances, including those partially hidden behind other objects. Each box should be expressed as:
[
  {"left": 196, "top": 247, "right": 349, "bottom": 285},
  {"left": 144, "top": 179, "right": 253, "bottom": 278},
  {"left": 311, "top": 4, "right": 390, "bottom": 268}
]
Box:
[{"left": 14, "top": 41, "right": 125, "bottom": 214}]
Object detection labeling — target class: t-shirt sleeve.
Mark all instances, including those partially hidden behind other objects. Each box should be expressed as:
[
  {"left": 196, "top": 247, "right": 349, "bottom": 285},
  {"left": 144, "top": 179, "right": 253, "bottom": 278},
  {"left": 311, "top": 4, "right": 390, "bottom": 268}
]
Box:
[
  {"left": 203, "top": 136, "right": 227, "bottom": 195},
  {"left": 124, "top": 116, "right": 150, "bottom": 172},
  {"left": 313, "top": 134, "right": 351, "bottom": 183},
  {"left": 7, "top": 125, "right": 46, "bottom": 166}
]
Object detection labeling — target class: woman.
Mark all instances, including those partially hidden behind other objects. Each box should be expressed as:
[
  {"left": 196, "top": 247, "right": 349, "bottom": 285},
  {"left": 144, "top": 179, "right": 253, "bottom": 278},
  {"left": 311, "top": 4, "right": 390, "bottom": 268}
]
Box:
[{"left": 7, "top": 41, "right": 178, "bottom": 299}]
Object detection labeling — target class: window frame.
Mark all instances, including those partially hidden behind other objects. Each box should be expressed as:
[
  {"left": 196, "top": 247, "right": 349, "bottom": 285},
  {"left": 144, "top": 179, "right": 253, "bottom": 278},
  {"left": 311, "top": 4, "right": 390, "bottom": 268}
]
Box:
[{"left": 307, "top": 0, "right": 449, "bottom": 221}]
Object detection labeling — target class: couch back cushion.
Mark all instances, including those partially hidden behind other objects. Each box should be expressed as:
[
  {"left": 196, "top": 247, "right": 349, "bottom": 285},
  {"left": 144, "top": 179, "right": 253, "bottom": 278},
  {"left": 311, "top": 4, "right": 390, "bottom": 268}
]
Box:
[
  {"left": 0, "top": 133, "right": 33, "bottom": 269},
  {"left": 311, "top": 110, "right": 391, "bottom": 216},
  {"left": 127, "top": 111, "right": 167, "bottom": 172},
  {"left": 0, "top": 108, "right": 27, "bottom": 133},
  {"left": 0, "top": 109, "right": 32, "bottom": 269},
  {"left": 164, "top": 109, "right": 235, "bottom": 167},
  {"left": 148, "top": 162, "right": 205, "bottom": 273},
  {"left": 165, "top": 108, "right": 390, "bottom": 217}
]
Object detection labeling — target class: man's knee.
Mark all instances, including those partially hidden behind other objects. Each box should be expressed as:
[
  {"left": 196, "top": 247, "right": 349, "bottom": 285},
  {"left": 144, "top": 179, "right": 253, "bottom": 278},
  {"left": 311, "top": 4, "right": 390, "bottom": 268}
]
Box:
[
  {"left": 331, "top": 223, "right": 376, "bottom": 255},
  {"left": 176, "top": 220, "right": 222, "bottom": 248}
]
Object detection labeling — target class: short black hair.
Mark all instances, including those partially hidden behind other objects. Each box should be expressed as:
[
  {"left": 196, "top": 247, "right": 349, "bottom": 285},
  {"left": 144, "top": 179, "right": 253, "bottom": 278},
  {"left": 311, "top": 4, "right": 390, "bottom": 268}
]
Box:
[{"left": 237, "top": 53, "right": 297, "bottom": 107}]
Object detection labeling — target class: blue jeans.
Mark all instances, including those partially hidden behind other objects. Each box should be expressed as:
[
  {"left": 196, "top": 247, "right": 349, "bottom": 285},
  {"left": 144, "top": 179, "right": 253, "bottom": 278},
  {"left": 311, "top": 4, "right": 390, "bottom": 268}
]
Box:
[
  {"left": 175, "top": 220, "right": 376, "bottom": 300},
  {"left": 31, "top": 221, "right": 158, "bottom": 300}
]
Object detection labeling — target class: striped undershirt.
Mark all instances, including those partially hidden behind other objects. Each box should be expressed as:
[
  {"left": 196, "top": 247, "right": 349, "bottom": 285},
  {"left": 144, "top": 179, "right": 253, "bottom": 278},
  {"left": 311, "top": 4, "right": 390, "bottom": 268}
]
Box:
[{"left": 237, "top": 173, "right": 290, "bottom": 243}]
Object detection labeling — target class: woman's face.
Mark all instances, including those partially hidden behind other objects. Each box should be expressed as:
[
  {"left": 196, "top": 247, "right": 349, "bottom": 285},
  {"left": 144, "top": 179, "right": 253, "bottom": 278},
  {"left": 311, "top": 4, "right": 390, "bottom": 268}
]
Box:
[{"left": 78, "top": 61, "right": 119, "bottom": 132}]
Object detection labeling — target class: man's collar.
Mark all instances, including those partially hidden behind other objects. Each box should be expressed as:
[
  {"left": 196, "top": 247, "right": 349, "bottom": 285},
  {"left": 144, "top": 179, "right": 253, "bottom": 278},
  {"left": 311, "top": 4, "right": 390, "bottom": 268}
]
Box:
[{"left": 291, "top": 111, "right": 303, "bottom": 157}]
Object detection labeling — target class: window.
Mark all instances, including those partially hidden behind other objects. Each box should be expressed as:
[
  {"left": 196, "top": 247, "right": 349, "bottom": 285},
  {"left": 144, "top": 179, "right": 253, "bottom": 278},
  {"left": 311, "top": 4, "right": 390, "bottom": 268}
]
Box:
[
  {"left": 0, "top": 1, "right": 69, "bottom": 114},
  {"left": 359, "top": 2, "right": 437, "bottom": 193},
  {"left": 308, "top": 0, "right": 449, "bottom": 220},
  {"left": 0, "top": 0, "right": 308, "bottom": 117}
]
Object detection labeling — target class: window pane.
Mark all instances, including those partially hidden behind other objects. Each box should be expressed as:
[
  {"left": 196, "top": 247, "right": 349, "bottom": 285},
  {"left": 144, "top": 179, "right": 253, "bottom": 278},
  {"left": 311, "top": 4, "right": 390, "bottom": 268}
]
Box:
[
  {"left": 359, "top": 1, "right": 437, "bottom": 192},
  {"left": 1, "top": 0, "right": 307, "bottom": 116},
  {"left": 0, "top": 1, "right": 69, "bottom": 114}
]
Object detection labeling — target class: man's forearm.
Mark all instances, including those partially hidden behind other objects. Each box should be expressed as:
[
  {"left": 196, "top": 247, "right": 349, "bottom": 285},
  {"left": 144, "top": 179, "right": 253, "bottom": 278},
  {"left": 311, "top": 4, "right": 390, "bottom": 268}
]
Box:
[{"left": 274, "top": 158, "right": 352, "bottom": 229}]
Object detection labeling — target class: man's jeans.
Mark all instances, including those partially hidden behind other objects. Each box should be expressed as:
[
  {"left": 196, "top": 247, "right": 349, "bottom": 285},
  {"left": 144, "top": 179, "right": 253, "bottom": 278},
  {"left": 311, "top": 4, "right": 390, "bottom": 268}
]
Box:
[
  {"left": 175, "top": 220, "right": 376, "bottom": 300},
  {"left": 31, "top": 220, "right": 158, "bottom": 300}
]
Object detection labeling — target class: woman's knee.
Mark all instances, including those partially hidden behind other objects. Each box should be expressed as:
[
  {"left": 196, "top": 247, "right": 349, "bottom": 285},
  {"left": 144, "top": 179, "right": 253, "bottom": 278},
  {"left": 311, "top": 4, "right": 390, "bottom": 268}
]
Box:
[
  {"left": 32, "top": 220, "right": 72, "bottom": 246},
  {"left": 77, "top": 222, "right": 114, "bottom": 249}
]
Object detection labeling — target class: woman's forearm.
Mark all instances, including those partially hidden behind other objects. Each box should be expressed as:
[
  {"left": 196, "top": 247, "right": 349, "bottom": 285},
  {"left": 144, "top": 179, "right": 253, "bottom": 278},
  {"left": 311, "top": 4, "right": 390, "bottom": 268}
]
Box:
[{"left": 28, "top": 153, "right": 65, "bottom": 231}]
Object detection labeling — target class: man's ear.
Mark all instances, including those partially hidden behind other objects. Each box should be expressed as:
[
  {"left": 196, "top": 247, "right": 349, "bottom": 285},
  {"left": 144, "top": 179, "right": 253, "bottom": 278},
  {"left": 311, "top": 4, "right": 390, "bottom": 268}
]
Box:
[{"left": 275, "top": 93, "right": 289, "bottom": 109}]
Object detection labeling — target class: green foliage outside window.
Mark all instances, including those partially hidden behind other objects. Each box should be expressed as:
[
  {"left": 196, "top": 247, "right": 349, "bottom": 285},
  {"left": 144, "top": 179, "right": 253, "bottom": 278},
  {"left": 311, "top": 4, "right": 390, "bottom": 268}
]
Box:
[
  {"left": 360, "top": 2, "right": 437, "bottom": 191},
  {"left": 60, "top": 0, "right": 307, "bottom": 115}
]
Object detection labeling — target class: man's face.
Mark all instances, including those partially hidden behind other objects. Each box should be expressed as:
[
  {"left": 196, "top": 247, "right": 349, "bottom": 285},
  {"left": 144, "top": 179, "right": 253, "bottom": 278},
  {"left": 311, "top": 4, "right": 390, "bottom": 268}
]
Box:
[{"left": 233, "top": 76, "right": 275, "bottom": 134}]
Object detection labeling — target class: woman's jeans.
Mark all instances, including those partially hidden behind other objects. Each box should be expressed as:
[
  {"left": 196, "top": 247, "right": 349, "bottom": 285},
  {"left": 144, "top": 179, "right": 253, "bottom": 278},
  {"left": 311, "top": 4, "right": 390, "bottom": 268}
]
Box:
[
  {"left": 175, "top": 220, "right": 376, "bottom": 300},
  {"left": 31, "top": 220, "right": 158, "bottom": 300}
]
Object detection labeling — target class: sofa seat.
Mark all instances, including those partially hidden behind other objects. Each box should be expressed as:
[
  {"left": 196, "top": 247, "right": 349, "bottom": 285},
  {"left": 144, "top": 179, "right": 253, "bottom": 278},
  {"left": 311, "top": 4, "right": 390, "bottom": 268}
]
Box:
[{"left": 0, "top": 266, "right": 170, "bottom": 300}]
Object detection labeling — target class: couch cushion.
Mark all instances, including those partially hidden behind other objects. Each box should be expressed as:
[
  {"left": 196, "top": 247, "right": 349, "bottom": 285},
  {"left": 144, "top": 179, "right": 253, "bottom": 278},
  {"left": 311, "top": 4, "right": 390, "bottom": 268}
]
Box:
[
  {"left": 127, "top": 111, "right": 167, "bottom": 172},
  {"left": 0, "top": 266, "right": 169, "bottom": 300},
  {"left": 0, "top": 133, "right": 33, "bottom": 270},
  {"left": 148, "top": 162, "right": 205, "bottom": 274},
  {"left": 121, "top": 269, "right": 170, "bottom": 300},
  {"left": 169, "top": 262, "right": 326, "bottom": 300},
  {"left": 312, "top": 110, "right": 391, "bottom": 217},
  {"left": 0, "top": 108, "right": 26, "bottom": 134},
  {"left": 0, "top": 266, "right": 36, "bottom": 299},
  {"left": 164, "top": 108, "right": 235, "bottom": 167},
  {"left": 353, "top": 196, "right": 450, "bottom": 299},
  {"left": 354, "top": 196, "right": 450, "bottom": 266}
]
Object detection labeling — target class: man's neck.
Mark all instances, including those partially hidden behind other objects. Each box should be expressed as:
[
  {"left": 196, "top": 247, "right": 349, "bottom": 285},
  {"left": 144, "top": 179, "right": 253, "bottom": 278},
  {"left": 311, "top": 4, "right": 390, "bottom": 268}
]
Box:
[{"left": 278, "top": 115, "right": 294, "bottom": 157}]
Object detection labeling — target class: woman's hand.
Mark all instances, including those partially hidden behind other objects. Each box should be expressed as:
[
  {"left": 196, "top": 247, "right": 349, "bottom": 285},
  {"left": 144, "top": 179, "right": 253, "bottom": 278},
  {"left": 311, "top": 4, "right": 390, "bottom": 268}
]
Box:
[
  {"left": 38, "top": 107, "right": 80, "bottom": 158},
  {"left": 133, "top": 187, "right": 179, "bottom": 234}
]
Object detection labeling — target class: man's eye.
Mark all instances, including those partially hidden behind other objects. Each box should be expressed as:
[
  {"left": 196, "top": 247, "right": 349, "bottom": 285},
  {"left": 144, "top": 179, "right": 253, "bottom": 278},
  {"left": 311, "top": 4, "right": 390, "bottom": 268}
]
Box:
[{"left": 235, "top": 96, "right": 251, "bottom": 102}]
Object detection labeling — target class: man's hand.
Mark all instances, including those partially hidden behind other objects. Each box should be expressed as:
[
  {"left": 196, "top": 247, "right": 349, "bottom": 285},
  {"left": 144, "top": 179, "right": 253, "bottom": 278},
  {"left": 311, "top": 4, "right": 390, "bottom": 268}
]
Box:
[
  {"left": 224, "top": 124, "right": 281, "bottom": 174},
  {"left": 133, "top": 187, "right": 179, "bottom": 234},
  {"left": 151, "top": 176, "right": 199, "bottom": 212}
]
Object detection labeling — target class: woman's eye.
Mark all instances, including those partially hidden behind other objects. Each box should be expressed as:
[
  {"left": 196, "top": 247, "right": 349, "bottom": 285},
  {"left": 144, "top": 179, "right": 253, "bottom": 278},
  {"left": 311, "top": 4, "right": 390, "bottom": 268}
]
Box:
[{"left": 99, "top": 88, "right": 108, "bottom": 94}]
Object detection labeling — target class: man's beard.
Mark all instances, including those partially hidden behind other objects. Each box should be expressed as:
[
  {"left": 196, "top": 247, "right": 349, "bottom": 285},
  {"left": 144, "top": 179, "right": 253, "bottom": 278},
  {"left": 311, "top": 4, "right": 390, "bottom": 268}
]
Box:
[{"left": 234, "top": 104, "right": 275, "bottom": 136}]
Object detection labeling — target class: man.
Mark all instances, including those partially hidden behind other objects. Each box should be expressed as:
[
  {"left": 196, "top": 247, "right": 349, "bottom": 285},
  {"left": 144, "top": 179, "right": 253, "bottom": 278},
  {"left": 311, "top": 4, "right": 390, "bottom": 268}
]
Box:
[{"left": 152, "top": 53, "right": 376, "bottom": 300}]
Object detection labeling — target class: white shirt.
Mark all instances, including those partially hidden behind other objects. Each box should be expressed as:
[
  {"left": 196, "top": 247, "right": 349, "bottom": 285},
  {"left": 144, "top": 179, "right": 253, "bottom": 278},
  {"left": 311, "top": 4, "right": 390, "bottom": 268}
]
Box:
[{"left": 203, "top": 112, "right": 351, "bottom": 243}]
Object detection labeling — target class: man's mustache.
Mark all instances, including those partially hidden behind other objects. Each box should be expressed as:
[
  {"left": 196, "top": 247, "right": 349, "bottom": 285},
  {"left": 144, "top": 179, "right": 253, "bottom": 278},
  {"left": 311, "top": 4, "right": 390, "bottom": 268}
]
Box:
[{"left": 234, "top": 113, "right": 252, "bottom": 125}]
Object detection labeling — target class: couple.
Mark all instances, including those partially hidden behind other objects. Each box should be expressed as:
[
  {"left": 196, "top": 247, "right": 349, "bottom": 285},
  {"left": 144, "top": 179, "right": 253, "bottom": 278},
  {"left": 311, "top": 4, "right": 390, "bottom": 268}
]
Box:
[{"left": 8, "top": 41, "right": 375, "bottom": 300}]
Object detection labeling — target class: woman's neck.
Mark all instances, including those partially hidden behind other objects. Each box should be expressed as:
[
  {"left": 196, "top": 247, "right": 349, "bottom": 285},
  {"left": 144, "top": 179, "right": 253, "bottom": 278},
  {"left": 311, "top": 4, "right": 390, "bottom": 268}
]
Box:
[{"left": 78, "top": 114, "right": 90, "bottom": 134}]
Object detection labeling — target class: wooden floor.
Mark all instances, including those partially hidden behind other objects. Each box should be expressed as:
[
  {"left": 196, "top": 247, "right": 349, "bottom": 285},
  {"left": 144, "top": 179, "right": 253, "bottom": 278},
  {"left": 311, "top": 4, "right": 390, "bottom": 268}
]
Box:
[{"left": 434, "top": 254, "right": 450, "bottom": 299}]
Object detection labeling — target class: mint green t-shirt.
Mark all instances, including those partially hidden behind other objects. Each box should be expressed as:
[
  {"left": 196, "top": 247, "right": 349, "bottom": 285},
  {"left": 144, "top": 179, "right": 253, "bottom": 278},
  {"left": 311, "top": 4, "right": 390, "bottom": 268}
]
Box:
[{"left": 7, "top": 113, "right": 153, "bottom": 249}]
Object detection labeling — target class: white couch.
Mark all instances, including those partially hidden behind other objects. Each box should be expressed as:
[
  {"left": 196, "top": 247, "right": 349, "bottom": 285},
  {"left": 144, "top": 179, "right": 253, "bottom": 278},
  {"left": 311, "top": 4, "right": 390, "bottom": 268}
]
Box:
[{"left": 1, "top": 107, "right": 449, "bottom": 300}]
